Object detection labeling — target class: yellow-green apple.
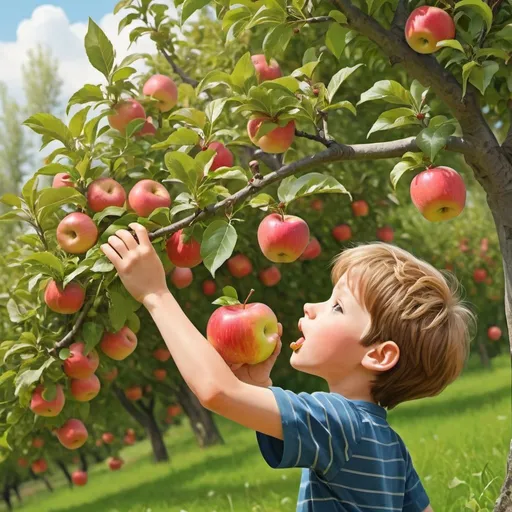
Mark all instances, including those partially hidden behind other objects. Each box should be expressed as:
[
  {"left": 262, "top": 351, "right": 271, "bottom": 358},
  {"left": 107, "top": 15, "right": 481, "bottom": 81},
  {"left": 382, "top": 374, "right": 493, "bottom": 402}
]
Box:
[
  {"left": 310, "top": 199, "right": 323, "bottom": 212},
  {"left": 247, "top": 117, "right": 295, "bottom": 154},
  {"left": 108, "top": 99, "right": 146, "bottom": 135},
  {"left": 30, "top": 384, "right": 65, "bottom": 417},
  {"left": 207, "top": 142, "right": 234, "bottom": 171},
  {"left": 126, "top": 428, "right": 135, "bottom": 436},
  {"left": 139, "top": 118, "right": 157, "bottom": 137},
  {"left": 332, "top": 224, "right": 352, "bottom": 242},
  {"left": 100, "top": 326, "right": 137, "bottom": 361},
  {"left": 102, "top": 432, "right": 114, "bottom": 444},
  {"left": 166, "top": 229, "right": 202, "bottom": 268},
  {"left": 44, "top": 280, "right": 85, "bottom": 314},
  {"left": 488, "top": 326, "right": 501, "bottom": 341},
  {"left": 123, "top": 434, "right": 135, "bottom": 445},
  {"left": 102, "top": 367, "right": 118, "bottom": 382},
  {"left": 227, "top": 254, "right": 253, "bottom": 278},
  {"left": 32, "top": 437, "right": 45, "bottom": 449},
  {"left": 257, "top": 213, "right": 310, "bottom": 263},
  {"left": 56, "top": 419, "right": 88, "bottom": 450},
  {"left": 128, "top": 179, "right": 171, "bottom": 217},
  {"left": 473, "top": 268, "right": 487, "bottom": 283},
  {"left": 153, "top": 347, "right": 171, "bottom": 362},
  {"left": 153, "top": 369, "right": 167, "bottom": 381},
  {"left": 170, "top": 267, "right": 193, "bottom": 289},
  {"left": 202, "top": 280, "right": 217, "bottom": 296},
  {"left": 31, "top": 459, "right": 48, "bottom": 474},
  {"left": 143, "top": 74, "right": 178, "bottom": 112},
  {"left": 125, "top": 386, "right": 142, "bottom": 401},
  {"left": 57, "top": 212, "right": 98, "bottom": 254},
  {"left": 70, "top": 374, "right": 101, "bottom": 402},
  {"left": 258, "top": 266, "right": 281, "bottom": 287},
  {"left": 351, "top": 200, "right": 369, "bottom": 217},
  {"left": 376, "top": 226, "right": 394, "bottom": 243},
  {"left": 53, "top": 173, "right": 75, "bottom": 188},
  {"left": 405, "top": 6, "right": 456, "bottom": 54},
  {"left": 410, "top": 166, "right": 466, "bottom": 221},
  {"left": 72, "top": 470, "right": 88, "bottom": 486},
  {"left": 299, "top": 237, "right": 321, "bottom": 260},
  {"left": 108, "top": 457, "right": 124, "bottom": 471},
  {"left": 87, "top": 178, "right": 126, "bottom": 213},
  {"left": 63, "top": 342, "right": 99, "bottom": 379},
  {"left": 251, "top": 54, "right": 282, "bottom": 83},
  {"left": 207, "top": 301, "right": 279, "bottom": 365},
  {"left": 17, "top": 457, "right": 29, "bottom": 468},
  {"left": 167, "top": 405, "right": 182, "bottom": 417}
]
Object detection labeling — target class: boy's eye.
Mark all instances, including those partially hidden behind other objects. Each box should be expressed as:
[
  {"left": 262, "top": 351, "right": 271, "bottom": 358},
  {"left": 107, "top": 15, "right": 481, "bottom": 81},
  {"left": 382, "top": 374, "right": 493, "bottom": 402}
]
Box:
[{"left": 332, "top": 303, "right": 344, "bottom": 313}]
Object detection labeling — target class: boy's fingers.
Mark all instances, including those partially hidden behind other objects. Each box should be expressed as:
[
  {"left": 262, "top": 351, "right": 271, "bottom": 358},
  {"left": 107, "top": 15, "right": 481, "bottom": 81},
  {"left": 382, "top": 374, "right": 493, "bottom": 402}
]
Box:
[
  {"left": 277, "top": 322, "right": 283, "bottom": 337},
  {"left": 100, "top": 244, "right": 122, "bottom": 269},
  {"left": 114, "top": 229, "right": 139, "bottom": 250},
  {"left": 129, "top": 223, "right": 151, "bottom": 247},
  {"left": 229, "top": 363, "right": 243, "bottom": 371}
]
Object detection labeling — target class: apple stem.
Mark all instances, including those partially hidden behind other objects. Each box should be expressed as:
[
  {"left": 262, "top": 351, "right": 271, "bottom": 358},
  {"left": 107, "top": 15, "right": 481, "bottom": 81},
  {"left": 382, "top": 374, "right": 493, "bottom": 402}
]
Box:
[{"left": 243, "top": 289, "right": 255, "bottom": 309}]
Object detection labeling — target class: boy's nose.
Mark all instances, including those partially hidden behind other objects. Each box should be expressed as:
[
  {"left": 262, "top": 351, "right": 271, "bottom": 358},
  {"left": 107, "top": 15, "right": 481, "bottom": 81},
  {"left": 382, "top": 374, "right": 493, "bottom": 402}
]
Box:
[{"left": 303, "top": 303, "right": 316, "bottom": 319}]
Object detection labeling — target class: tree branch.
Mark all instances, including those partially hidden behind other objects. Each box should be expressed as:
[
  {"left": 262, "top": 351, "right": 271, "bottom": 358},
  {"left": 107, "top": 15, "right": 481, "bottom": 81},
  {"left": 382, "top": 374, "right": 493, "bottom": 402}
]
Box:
[
  {"left": 290, "top": 16, "right": 335, "bottom": 24},
  {"left": 503, "top": 99, "right": 512, "bottom": 157},
  {"left": 160, "top": 49, "right": 198, "bottom": 88},
  {"left": 391, "top": 0, "right": 408, "bottom": 29},
  {"left": 295, "top": 129, "right": 335, "bottom": 147}
]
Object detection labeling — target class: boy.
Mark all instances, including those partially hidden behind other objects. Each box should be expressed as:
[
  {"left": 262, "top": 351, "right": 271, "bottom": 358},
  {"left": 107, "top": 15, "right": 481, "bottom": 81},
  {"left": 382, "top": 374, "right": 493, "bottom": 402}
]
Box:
[{"left": 101, "top": 223, "right": 474, "bottom": 511}]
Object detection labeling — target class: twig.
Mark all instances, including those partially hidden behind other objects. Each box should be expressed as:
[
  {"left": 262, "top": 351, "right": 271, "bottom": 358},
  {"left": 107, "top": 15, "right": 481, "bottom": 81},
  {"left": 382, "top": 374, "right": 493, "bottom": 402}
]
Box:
[
  {"left": 295, "top": 129, "right": 336, "bottom": 147},
  {"left": 160, "top": 49, "right": 198, "bottom": 88},
  {"left": 391, "top": 0, "right": 408, "bottom": 31}
]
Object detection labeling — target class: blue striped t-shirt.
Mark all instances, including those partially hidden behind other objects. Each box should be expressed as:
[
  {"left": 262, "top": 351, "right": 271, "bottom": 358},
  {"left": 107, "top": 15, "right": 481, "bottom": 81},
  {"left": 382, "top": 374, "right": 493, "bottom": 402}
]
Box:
[{"left": 256, "top": 387, "right": 430, "bottom": 511}]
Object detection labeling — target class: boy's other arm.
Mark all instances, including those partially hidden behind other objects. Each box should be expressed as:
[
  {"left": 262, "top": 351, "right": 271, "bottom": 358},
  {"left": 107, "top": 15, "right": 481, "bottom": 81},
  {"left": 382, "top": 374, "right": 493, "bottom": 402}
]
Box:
[{"left": 423, "top": 506, "right": 434, "bottom": 512}]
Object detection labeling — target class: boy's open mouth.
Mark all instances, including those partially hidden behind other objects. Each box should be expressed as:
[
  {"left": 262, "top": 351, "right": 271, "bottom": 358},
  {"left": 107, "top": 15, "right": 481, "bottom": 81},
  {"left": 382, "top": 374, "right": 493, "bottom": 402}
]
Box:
[{"left": 290, "top": 318, "right": 305, "bottom": 351}]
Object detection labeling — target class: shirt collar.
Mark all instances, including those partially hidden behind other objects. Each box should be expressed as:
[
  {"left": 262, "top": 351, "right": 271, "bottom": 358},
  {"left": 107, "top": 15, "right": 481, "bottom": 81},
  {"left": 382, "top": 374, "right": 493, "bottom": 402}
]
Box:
[{"left": 349, "top": 399, "right": 388, "bottom": 419}]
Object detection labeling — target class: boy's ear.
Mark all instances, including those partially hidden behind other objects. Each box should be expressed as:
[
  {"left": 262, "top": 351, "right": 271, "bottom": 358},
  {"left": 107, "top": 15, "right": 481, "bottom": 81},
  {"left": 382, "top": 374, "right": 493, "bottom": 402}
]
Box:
[{"left": 361, "top": 341, "right": 400, "bottom": 373}]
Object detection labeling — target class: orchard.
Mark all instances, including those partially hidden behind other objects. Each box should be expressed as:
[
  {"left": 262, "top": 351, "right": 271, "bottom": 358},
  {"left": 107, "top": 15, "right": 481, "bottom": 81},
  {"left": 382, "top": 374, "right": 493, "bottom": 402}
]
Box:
[{"left": 0, "top": 0, "right": 511, "bottom": 510}]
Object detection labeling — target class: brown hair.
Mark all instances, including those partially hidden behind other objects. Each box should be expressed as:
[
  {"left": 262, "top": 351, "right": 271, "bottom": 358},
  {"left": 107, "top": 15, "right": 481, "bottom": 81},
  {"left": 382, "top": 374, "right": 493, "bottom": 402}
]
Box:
[{"left": 331, "top": 242, "right": 475, "bottom": 410}]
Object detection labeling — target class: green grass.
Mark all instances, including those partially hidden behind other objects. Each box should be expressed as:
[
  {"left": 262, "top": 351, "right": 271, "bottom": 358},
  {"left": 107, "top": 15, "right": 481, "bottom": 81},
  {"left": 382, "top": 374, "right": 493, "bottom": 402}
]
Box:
[{"left": 6, "top": 355, "right": 511, "bottom": 512}]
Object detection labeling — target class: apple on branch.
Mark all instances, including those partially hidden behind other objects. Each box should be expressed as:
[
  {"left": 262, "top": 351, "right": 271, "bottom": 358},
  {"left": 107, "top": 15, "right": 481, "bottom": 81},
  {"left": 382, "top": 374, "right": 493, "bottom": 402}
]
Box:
[
  {"left": 259, "top": 266, "right": 281, "bottom": 287},
  {"left": 31, "top": 459, "right": 48, "bottom": 474},
  {"left": 202, "top": 280, "right": 217, "bottom": 296},
  {"left": 153, "top": 347, "right": 171, "bottom": 362},
  {"left": 332, "top": 224, "right": 352, "bottom": 242},
  {"left": 108, "top": 457, "right": 124, "bottom": 471},
  {"left": 102, "top": 432, "right": 115, "bottom": 444},
  {"left": 44, "top": 280, "right": 85, "bottom": 314},
  {"left": 125, "top": 386, "right": 143, "bottom": 401},
  {"left": 166, "top": 229, "right": 202, "bottom": 268},
  {"left": 143, "top": 74, "right": 178, "bottom": 112},
  {"left": 72, "top": 471, "right": 88, "bottom": 486},
  {"left": 100, "top": 326, "right": 138, "bottom": 361},
  {"left": 251, "top": 54, "right": 282, "bottom": 83},
  {"left": 351, "top": 200, "right": 369, "bottom": 217},
  {"left": 63, "top": 342, "right": 100, "bottom": 379},
  {"left": 299, "top": 237, "right": 322, "bottom": 261},
  {"left": 56, "top": 418, "right": 88, "bottom": 450},
  {"left": 57, "top": 212, "right": 98, "bottom": 255},
  {"left": 206, "top": 288, "right": 279, "bottom": 365},
  {"left": 30, "top": 384, "right": 65, "bottom": 417},
  {"left": 170, "top": 267, "right": 194, "bottom": 289},
  {"left": 206, "top": 142, "right": 234, "bottom": 171},
  {"left": 87, "top": 178, "right": 127, "bottom": 213},
  {"left": 247, "top": 116, "right": 295, "bottom": 154},
  {"left": 70, "top": 374, "right": 101, "bottom": 402},
  {"left": 108, "top": 99, "right": 146, "bottom": 135},
  {"left": 53, "top": 173, "right": 75, "bottom": 189},
  {"left": 227, "top": 254, "right": 253, "bottom": 278},
  {"left": 488, "top": 326, "right": 502, "bottom": 341},
  {"left": 128, "top": 179, "right": 171, "bottom": 217}
]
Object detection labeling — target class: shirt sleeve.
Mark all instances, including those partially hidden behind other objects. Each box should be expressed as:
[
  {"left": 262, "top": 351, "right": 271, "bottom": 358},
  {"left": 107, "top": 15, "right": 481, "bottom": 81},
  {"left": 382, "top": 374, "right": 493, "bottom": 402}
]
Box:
[
  {"left": 256, "top": 387, "right": 361, "bottom": 480},
  {"left": 402, "top": 448, "right": 430, "bottom": 512}
]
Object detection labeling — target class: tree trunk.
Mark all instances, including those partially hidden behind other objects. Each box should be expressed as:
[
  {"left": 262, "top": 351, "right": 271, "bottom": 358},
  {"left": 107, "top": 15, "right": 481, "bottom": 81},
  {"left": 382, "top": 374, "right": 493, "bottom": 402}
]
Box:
[
  {"left": 79, "top": 451, "right": 88, "bottom": 472},
  {"left": 41, "top": 476, "right": 53, "bottom": 493},
  {"left": 112, "top": 385, "right": 170, "bottom": 462},
  {"left": 12, "top": 480, "right": 21, "bottom": 503},
  {"left": 478, "top": 340, "right": 492, "bottom": 369},
  {"left": 2, "top": 483, "right": 12, "bottom": 512},
  {"left": 56, "top": 460, "right": 73, "bottom": 488},
  {"left": 176, "top": 382, "right": 224, "bottom": 448}
]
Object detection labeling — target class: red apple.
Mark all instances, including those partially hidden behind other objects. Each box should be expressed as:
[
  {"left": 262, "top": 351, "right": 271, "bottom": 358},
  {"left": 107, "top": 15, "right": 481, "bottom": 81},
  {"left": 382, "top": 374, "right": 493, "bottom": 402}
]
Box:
[
  {"left": 247, "top": 117, "right": 295, "bottom": 154},
  {"left": 108, "top": 99, "right": 146, "bottom": 135},
  {"left": 207, "top": 142, "right": 234, "bottom": 171},
  {"left": 125, "top": 386, "right": 143, "bottom": 401},
  {"left": 100, "top": 326, "right": 138, "bottom": 361},
  {"left": 63, "top": 342, "right": 100, "bottom": 379},
  {"left": 488, "top": 326, "right": 501, "bottom": 341},
  {"left": 31, "top": 458, "right": 48, "bottom": 474},
  {"left": 95, "top": 439, "right": 103, "bottom": 447},
  {"left": 126, "top": 428, "right": 135, "bottom": 436},
  {"left": 480, "top": 237, "right": 489, "bottom": 253},
  {"left": 251, "top": 54, "right": 282, "bottom": 83},
  {"left": 167, "top": 405, "right": 182, "bottom": 417},
  {"left": 44, "top": 280, "right": 85, "bottom": 315},
  {"left": 410, "top": 166, "right": 466, "bottom": 222},
  {"left": 299, "top": 237, "right": 322, "bottom": 260},
  {"left": 70, "top": 374, "right": 101, "bottom": 402},
  {"left": 310, "top": 199, "right": 323, "bottom": 212},
  {"left": 153, "top": 368, "right": 167, "bottom": 381},
  {"left": 170, "top": 267, "right": 193, "bottom": 289},
  {"left": 227, "top": 254, "right": 253, "bottom": 278},
  {"left": 72, "top": 470, "right": 88, "bottom": 486},
  {"left": 143, "top": 74, "right": 178, "bottom": 112},
  {"left": 30, "top": 384, "right": 65, "bottom": 417},
  {"left": 56, "top": 419, "right": 88, "bottom": 450},
  {"left": 87, "top": 178, "right": 126, "bottom": 213},
  {"left": 332, "top": 224, "right": 352, "bottom": 242},
  {"left": 128, "top": 179, "right": 171, "bottom": 217},
  {"left": 351, "top": 200, "right": 369, "bottom": 217},
  {"left": 102, "top": 367, "right": 118, "bottom": 382},
  {"left": 53, "top": 173, "right": 75, "bottom": 188},
  {"left": 166, "top": 229, "right": 202, "bottom": 268},
  {"left": 405, "top": 6, "right": 456, "bottom": 54},
  {"left": 202, "top": 280, "right": 217, "bottom": 296},
  {"left": 32, "top": 437, "right": 45, "bottom": 449},
  {"left": 57, "top": 212, "right": 98, "bottom": 254},
  {"left": 207, "top": 302, "right": 279, "bottom": 365},
  {"left": 153, "top": 347, "right": 171, "bottom": 362},
  {"left": 376, "top": 226, "right": 394, "bottom": 243},
  {"left": 123, "top": 434, "right": 136, "bottom": 445},
  {"left": 473, "top": 268, "right": 487, "bottom": 283},
  {"left": 257, "top": 214, "right": 310, "bottom": 263},
  {"left": 108, "top": 457, "right": 124, "bottom": 471},
  {"left": 18, "top": 457, "right": 29, "bottom": 468},
  {"left": 258, "top": 266, "right": 281, "bottom": 287},
  {"left": 102, "top": 432, "right": 115, "bottom": 444},
  {"left": 139, "top": 118, "right": 157, "bottom": 137}
]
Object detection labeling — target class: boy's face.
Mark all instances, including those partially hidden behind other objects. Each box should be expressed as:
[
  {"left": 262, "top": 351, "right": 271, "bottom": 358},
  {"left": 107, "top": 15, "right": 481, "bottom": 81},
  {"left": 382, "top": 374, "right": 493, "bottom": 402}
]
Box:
[{"left": 290, "top": 272, "right": 372, "bottom": 381}]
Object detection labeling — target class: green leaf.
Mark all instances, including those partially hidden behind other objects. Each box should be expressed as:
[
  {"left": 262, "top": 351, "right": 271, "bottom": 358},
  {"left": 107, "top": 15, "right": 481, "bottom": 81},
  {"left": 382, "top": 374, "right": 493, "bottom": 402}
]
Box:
[
  {"left": 263, "top": 25, "right": 293, "bottom": 59},
  {"left": 325, "top": 23, "right": 348, "bottom": 60},
  {"left": 59, "top": 348, "right": 71, "bottom": 360},
  {"left": 114, "top": 0, "right": 134, "bottom": 14},
  {"left": 111, "top": 66, "right": 136, "bottom": 82},
  {"left": 0, "top": 193, "right": 22, "bottom": 208},
  {"left": 416, "top": 123, "right": 456, "bottom": 162},
  {"left": 496, "top": 24, "right": 512, "bottom": 41},
  {"left": 23, "top": 114, "right": 75, "bottom": 150},
  {"left": 367, "top": 108, "right": 420, "bottom": 137},
  {"left": 323, "top": 101, "right": 356, "bottom": 115},
  {"left": 436, "top": 39, "right": 465, "bottom": 52},
  {"left": 181, "top": 0, "right": 210, "bottom": 24},
  {"left": 93, "top": 206, "right": 126, "bottom": 224},
  {"left": 327, "top": 64, "right": 364, "bottom": 103},
  {"left": 67, "top": 84, "right": 104, "bottom": 114},
  {"left": 212, "top": 296, "right": 241, "bottom": 306},
  {"left": 468, "top": 60, "right": 499, "bottom": 95},
  {"left": 69, "top": 106, "right": 91, "bottom": 138},
  {"left": 0, "top": 371, "right": 16, "bottom": 386},
  {"left": 222, "top": 286, "right": 238, "bottom": 299},
  {"left": 165, "top": 151, "right": 201, "bottom": 191},
  {"left": 82, "top": 322, "right": 104, "bottom": 354},
  {"left": 474, "top": 48, "right": 510, "bottom": 61},
  {"left": 205, "top": 98, "right": 228, "bottom": 127},
  {"left": 37, "top": 187, "right": 86, "bottom": 209},
  {"left": 455, "top": 0, "right": 493, "bottom": 34},
  {"left": 278, "top": 173, "right": 350, "bottom": 202},
  {"left": 248, "top": 193, "right": 275, "bottom": 211},
  {"left": 109, "top": 291, "right": 129, "bottom": 332},
  {"left": 231, "top": 52, "right": 256, "bottom": 91},
  {"left": 390, "top": 154, "right": 423, "bottom": 189},
  {"left": 358, "top": 80, "right": 413, "bottom": 106},
  {"left": 168, "top": 108, "right": 206, "bottom": 129},
  {"left": 291, "top": 60, "right": 320, "bottom": 80},
  {"left": 125, "top": 118, "right": 146, "bottom": 138},
  {"left": 462, "top": 61, "right": 479, "bottom": 97},
  {"left": 410, "top": 80, "right": 429, "bottom": 111},
  {"left": 41, "top": 382, "right": 57, "bottom": 401},
  {"left": 196, "top": 70, "right": 233, "bottom": 94},
  {"left": 24, "top": 252, "right": 64, "bottom": 277},
  {"left": 14, "top": 357, "right": 55, "bottom": 397},
  {"left": 91, "top": 257, "right": 114, "bottom": 273},
  {"left": 84, "top": 18, "right": 115, "bottom": 79},
  {"left": 200, "top": 220, "right": 238, "bottom": 278},
  {"left": 328, "top": 10, "right": 347, "bottom": 23}
]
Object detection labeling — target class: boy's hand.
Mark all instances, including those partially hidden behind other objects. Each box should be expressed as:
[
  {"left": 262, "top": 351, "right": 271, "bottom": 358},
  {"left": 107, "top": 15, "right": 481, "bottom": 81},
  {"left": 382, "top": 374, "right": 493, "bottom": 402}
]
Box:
[
  {"left": 228, "top": 323, "right": 283, "bottom": 388},
  {"left": 100, "top": 223, "right": 169, "bottom": 304}
]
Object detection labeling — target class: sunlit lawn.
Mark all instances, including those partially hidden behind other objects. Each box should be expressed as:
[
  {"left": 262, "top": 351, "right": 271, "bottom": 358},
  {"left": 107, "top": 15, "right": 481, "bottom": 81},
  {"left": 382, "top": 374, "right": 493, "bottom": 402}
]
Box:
[{"left": 5, "top": 354, "right": 510, "bottom": 512}]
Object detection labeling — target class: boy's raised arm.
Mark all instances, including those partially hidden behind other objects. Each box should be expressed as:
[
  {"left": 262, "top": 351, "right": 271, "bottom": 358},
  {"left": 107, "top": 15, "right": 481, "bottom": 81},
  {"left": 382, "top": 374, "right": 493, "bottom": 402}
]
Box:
[{"left": 101, "top": 223, "right": 283, "bottom": 440}]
